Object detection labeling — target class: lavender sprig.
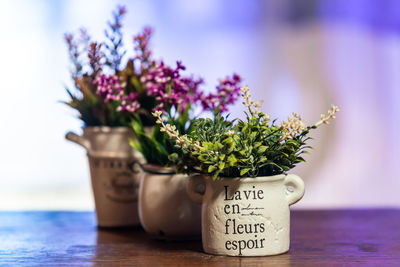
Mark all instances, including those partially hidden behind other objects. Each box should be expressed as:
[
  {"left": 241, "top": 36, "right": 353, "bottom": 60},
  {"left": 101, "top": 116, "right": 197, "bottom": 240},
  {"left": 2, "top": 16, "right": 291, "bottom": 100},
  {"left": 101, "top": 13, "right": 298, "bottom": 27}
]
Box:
[
  {"left": 200, "top": 73, "right": 242, "bottom": 113},
  {"left": 64, "top": 33, "right": 83, "bottom": 78},
  {"left": 103, "top": 5, "right": 127, "bottom": 72},
  {"left": 133, "top": 27, "right": 154, "bottom": 71},
  {"left": 88, "top": 42, "right": 104, "bottom": 77}
]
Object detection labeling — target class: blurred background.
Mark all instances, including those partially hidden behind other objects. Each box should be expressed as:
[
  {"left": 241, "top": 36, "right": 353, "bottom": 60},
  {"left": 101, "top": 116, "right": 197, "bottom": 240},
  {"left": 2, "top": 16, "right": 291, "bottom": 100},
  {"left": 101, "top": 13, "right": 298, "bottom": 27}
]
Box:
[{"left": 0, "top": 0, "right": 399, "bottom": 210}]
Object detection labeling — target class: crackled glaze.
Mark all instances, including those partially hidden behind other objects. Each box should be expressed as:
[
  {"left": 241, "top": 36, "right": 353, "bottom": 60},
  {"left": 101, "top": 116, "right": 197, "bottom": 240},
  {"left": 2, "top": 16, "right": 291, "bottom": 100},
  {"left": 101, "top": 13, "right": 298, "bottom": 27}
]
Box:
[{"left": 187, "top": 174, "right": 305, "bottom": 256}]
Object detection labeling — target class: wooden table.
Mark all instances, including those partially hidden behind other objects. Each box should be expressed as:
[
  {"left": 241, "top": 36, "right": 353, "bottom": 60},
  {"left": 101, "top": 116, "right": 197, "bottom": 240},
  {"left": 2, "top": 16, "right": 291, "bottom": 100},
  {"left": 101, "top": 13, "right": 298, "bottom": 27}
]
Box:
[{"left": 0, "top": 210, "right": 399, "bottom": 266}]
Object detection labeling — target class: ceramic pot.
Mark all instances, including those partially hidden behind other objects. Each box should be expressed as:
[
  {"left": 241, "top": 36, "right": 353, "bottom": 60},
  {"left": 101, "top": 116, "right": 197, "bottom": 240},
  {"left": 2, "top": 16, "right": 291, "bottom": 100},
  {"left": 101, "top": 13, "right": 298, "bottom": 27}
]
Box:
[
  {"left": 66, "top": 126, "right": 145, "bottom": 227},
  {"left": 186, "top": 174, "right": 305, "bottom": 256},
  {"left": 138, "top": 164, "right": 202, "bottom": 239}
]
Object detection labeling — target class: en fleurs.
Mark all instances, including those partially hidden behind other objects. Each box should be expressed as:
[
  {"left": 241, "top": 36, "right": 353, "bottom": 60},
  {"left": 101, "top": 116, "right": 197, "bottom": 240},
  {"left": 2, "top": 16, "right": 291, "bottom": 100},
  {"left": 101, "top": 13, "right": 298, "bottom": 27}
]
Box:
[{"left": 153, "top": 85, "right": 339, "bottom": 179}]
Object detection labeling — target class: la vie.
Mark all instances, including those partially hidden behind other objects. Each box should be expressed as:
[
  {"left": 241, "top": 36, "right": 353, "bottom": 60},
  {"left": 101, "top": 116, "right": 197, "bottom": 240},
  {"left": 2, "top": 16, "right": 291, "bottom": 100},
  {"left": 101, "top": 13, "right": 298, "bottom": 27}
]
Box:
[{"left": 224, "top": 185, "right": 264, "bottom": 201}]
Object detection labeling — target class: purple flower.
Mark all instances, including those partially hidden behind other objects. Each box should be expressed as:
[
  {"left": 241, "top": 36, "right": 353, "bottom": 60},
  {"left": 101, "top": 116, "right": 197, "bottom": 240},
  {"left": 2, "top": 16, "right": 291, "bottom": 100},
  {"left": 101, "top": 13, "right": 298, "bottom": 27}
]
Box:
[
  {"left": 116, "top": 92, "right": 140, "bottom": 112},
  {"left": 176, "top": 61, "right": 186, "bottom": 71},
  {"left": 199, "top": 73, "right": 243, "bottom": 113},
  {"left": 141, "top": 61, "right": 204, "bottom": 114},
  {"left": 94, "top": 74, "right": 140, "bottom": 112}
]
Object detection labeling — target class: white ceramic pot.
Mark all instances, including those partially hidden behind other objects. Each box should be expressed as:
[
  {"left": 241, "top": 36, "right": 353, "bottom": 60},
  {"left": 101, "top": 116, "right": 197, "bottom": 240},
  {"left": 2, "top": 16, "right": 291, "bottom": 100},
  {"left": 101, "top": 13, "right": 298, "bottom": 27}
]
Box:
[
  {"left": 138, "top": 164, "right": 202, "bottom": 239},
  {"left": 66, "top": 126, "right": 145, "bottom": 227},
  {"left": 186, "top": 174, "right": 305, "bottom": 256}
]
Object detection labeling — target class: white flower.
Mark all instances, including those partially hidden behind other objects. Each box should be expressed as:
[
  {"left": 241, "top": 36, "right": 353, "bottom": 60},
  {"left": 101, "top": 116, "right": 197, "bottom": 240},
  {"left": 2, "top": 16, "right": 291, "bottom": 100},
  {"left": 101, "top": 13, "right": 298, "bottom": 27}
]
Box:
[
  {"left": 254, "top": 100, "right": 263, "bottom": 109},
  {"left": 279, "top": 111, "right": 307, "bottom": 141},
  {"left": 152, "top": 111, "right": 162, "bottom": 118},
  {"left": 314, "top": 104, "right": 339, "bottom": 127},
  {"left": 240, "top": 86, "right": 250, "bottom": 93}
]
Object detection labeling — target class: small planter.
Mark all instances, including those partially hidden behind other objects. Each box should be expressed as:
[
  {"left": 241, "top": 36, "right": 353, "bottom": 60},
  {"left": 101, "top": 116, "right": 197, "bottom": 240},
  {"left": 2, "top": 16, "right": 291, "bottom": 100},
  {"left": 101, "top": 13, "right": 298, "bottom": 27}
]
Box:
[
  {"left": 66, "top": 126, "right": 145, "bottom": 227},
  {"left": 186, "top": 174, "right": 305, "bottom": 256},
  {"left": 138, "top": 164, "right": 202, "bottom": 239}
]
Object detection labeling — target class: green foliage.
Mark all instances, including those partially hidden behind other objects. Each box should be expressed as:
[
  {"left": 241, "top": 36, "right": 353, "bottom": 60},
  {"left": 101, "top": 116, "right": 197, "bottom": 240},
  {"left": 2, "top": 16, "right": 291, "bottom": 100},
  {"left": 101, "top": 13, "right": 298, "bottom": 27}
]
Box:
[
  {"left": 171, "top": 112, "right": 315, "bottom": 179},
  {"left": 129, "top": 115, "right": 170, "bottom": 165},
  {"left": 130, "top": 107, "right": 194, "bottom": 166}
]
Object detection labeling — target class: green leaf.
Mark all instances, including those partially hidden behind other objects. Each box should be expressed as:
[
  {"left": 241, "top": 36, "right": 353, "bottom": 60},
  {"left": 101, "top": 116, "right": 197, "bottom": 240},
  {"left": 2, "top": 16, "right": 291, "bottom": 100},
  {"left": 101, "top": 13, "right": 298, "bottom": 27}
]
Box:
[
  {"left": 218, "top": 162, "right": 225, "bottom": 170},
  {"left": 233, "top": 135, "right": 241, "bottom": 142},
  {"left": 198, "top": 154, "right": 208, "bottom": 161},
  {"left": 259, "top": 157, "right": 268, "bottom": 163},
  {"left": 253, "top": 142, "right": 262, "bottom": 148},
  {"left": 212, "top": 170, "right": 222, "bottom": 181},
  {"left": 240, "top": 168, "right": 251, "bottom": 176},
  {"left": 241, "top": 124, "right": 248, "bottom": 134},
  {"left": 227, "top": 154, "right": 237, "bottom": 166},
  {"left": 168, "top": 153, "right": 179, "bottom": 162},
  {"left": 257, "top": 145, "right": 268, "bottom": 153},
  {"left": 208, "top": 165, "right": 217, "bottom": 173},
  {"left": 222, "top": 137, "right": 233, "bottom": 144},
  {"left": 215, "top": 142, "right": 224, "bottom": 150},
  {"left": 204, "top": 142, "right": 213, "bottom": 150},
  {"left": 249, "top": 132, "right": 257, "bottom": 141},
  {"left": 129, "top": 138, "right": 142, "bottom": 153}
]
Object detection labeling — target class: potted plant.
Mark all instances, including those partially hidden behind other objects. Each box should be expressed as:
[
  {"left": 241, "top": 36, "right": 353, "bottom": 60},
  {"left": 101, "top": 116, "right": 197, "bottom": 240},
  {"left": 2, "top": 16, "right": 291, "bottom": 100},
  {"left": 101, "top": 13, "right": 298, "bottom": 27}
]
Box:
[
  {"left": 121, "top": 61, "right": 243, "bottom": 238},
  {"left": 154, "top": 85, "right": 339, "bottom": 255},
  {"left": 63, "top": 6, "right": 159, "bottom": 227}
]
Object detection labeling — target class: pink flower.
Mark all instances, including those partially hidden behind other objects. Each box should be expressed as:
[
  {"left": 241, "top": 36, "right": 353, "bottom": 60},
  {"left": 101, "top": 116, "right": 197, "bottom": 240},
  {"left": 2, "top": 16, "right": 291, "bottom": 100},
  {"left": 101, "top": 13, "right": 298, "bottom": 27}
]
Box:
[
  {"left": 94, "top": 74, "right": 140, "bottom": 112},
  {"left": 199, "top": 73, "right": 242, "bottom": 113},
  {"left": 142, "top": 61, "right": 203, "bottom": 114}
]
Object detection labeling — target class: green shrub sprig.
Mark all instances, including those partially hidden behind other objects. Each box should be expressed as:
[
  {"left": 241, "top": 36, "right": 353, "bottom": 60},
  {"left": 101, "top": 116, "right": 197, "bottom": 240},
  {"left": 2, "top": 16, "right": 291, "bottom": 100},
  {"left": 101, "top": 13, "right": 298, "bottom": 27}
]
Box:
[{"left": 154, "top": 86, "right": 339, "bottom": 179}]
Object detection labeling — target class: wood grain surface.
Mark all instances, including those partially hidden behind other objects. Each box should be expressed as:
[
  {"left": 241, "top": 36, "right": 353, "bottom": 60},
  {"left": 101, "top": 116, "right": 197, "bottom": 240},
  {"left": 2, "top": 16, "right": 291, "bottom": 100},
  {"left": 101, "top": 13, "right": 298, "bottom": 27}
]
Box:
[{"left": 0, "top": 209, "right": 399, "bottom": 266}]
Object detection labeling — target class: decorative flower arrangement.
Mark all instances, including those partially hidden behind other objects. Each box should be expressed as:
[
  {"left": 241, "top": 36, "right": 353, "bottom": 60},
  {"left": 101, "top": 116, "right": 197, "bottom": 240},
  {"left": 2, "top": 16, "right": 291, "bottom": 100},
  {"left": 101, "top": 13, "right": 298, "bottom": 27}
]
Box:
[
  {"left": 63, "top": 6, "right": 159, "bottom": 127},
  {"left": 64, "top": 5, "right": 243, "bottom": 167},
  {"left": 92, "top": 26, "right": 244, "bottom": 237},
  {"left": 128, "top": 70, "right": 243, "bottom": 166},
  {"left": 118, "top": 61, "right": 243, "bottom": 238},
  {"left": 154, "top": 85, "right": 339, "bottom": 179}
]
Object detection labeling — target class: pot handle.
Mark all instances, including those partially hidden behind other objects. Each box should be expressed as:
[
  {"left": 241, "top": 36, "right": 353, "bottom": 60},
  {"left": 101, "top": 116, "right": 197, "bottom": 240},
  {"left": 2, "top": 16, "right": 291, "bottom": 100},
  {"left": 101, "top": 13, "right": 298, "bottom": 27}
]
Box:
[
  {"left": 186, "top": 174, "right": 205, "bottom": 204},
  {"left": 128, "top": 160, "right": 142, "bottom": 174},
  {"left": 65, "top": 131, "right": 91, "bottom": 151},
  {"left": 284, "top": 174, "right": 305, "bottom": 206}
]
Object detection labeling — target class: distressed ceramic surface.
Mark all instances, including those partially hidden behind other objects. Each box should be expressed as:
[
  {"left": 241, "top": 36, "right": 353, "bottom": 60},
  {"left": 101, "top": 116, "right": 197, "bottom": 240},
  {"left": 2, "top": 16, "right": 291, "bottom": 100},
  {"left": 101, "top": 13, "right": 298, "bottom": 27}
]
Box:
[
  {"left": 66, "top": 127, "right": 145, "bottom": 227},
  {"left": 138, "top": 165, "right": 202, "bottom": 239},
  {"left": 187, "top": 174, "right": 305, "bottom": 256}
]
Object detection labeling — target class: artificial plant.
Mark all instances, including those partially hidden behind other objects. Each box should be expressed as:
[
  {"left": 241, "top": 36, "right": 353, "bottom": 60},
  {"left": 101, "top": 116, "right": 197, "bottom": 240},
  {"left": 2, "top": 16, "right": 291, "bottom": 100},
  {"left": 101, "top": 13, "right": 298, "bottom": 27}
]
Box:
[
  {"left": 127, "top": 69, "right": 243, "bottom": 166},
  {"left": 154, "top": 86, "right": 339, "bottom": 179},
  {"left": 63, "top": 6, "right": 157, "bottom": 127}
]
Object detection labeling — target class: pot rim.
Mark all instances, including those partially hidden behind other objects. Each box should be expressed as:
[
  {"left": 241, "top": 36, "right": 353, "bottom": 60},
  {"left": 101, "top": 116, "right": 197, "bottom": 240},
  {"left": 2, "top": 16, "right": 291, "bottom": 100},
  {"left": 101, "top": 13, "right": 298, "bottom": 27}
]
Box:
[
  {"left": 206, "top": 173, "right": 288, "bottom": 183},
  {"left": 83, "top": 126, "right": 132, "bottom": 134},
  {"left": 142, "top": 163, "right": 176, "bottom": 175}
]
